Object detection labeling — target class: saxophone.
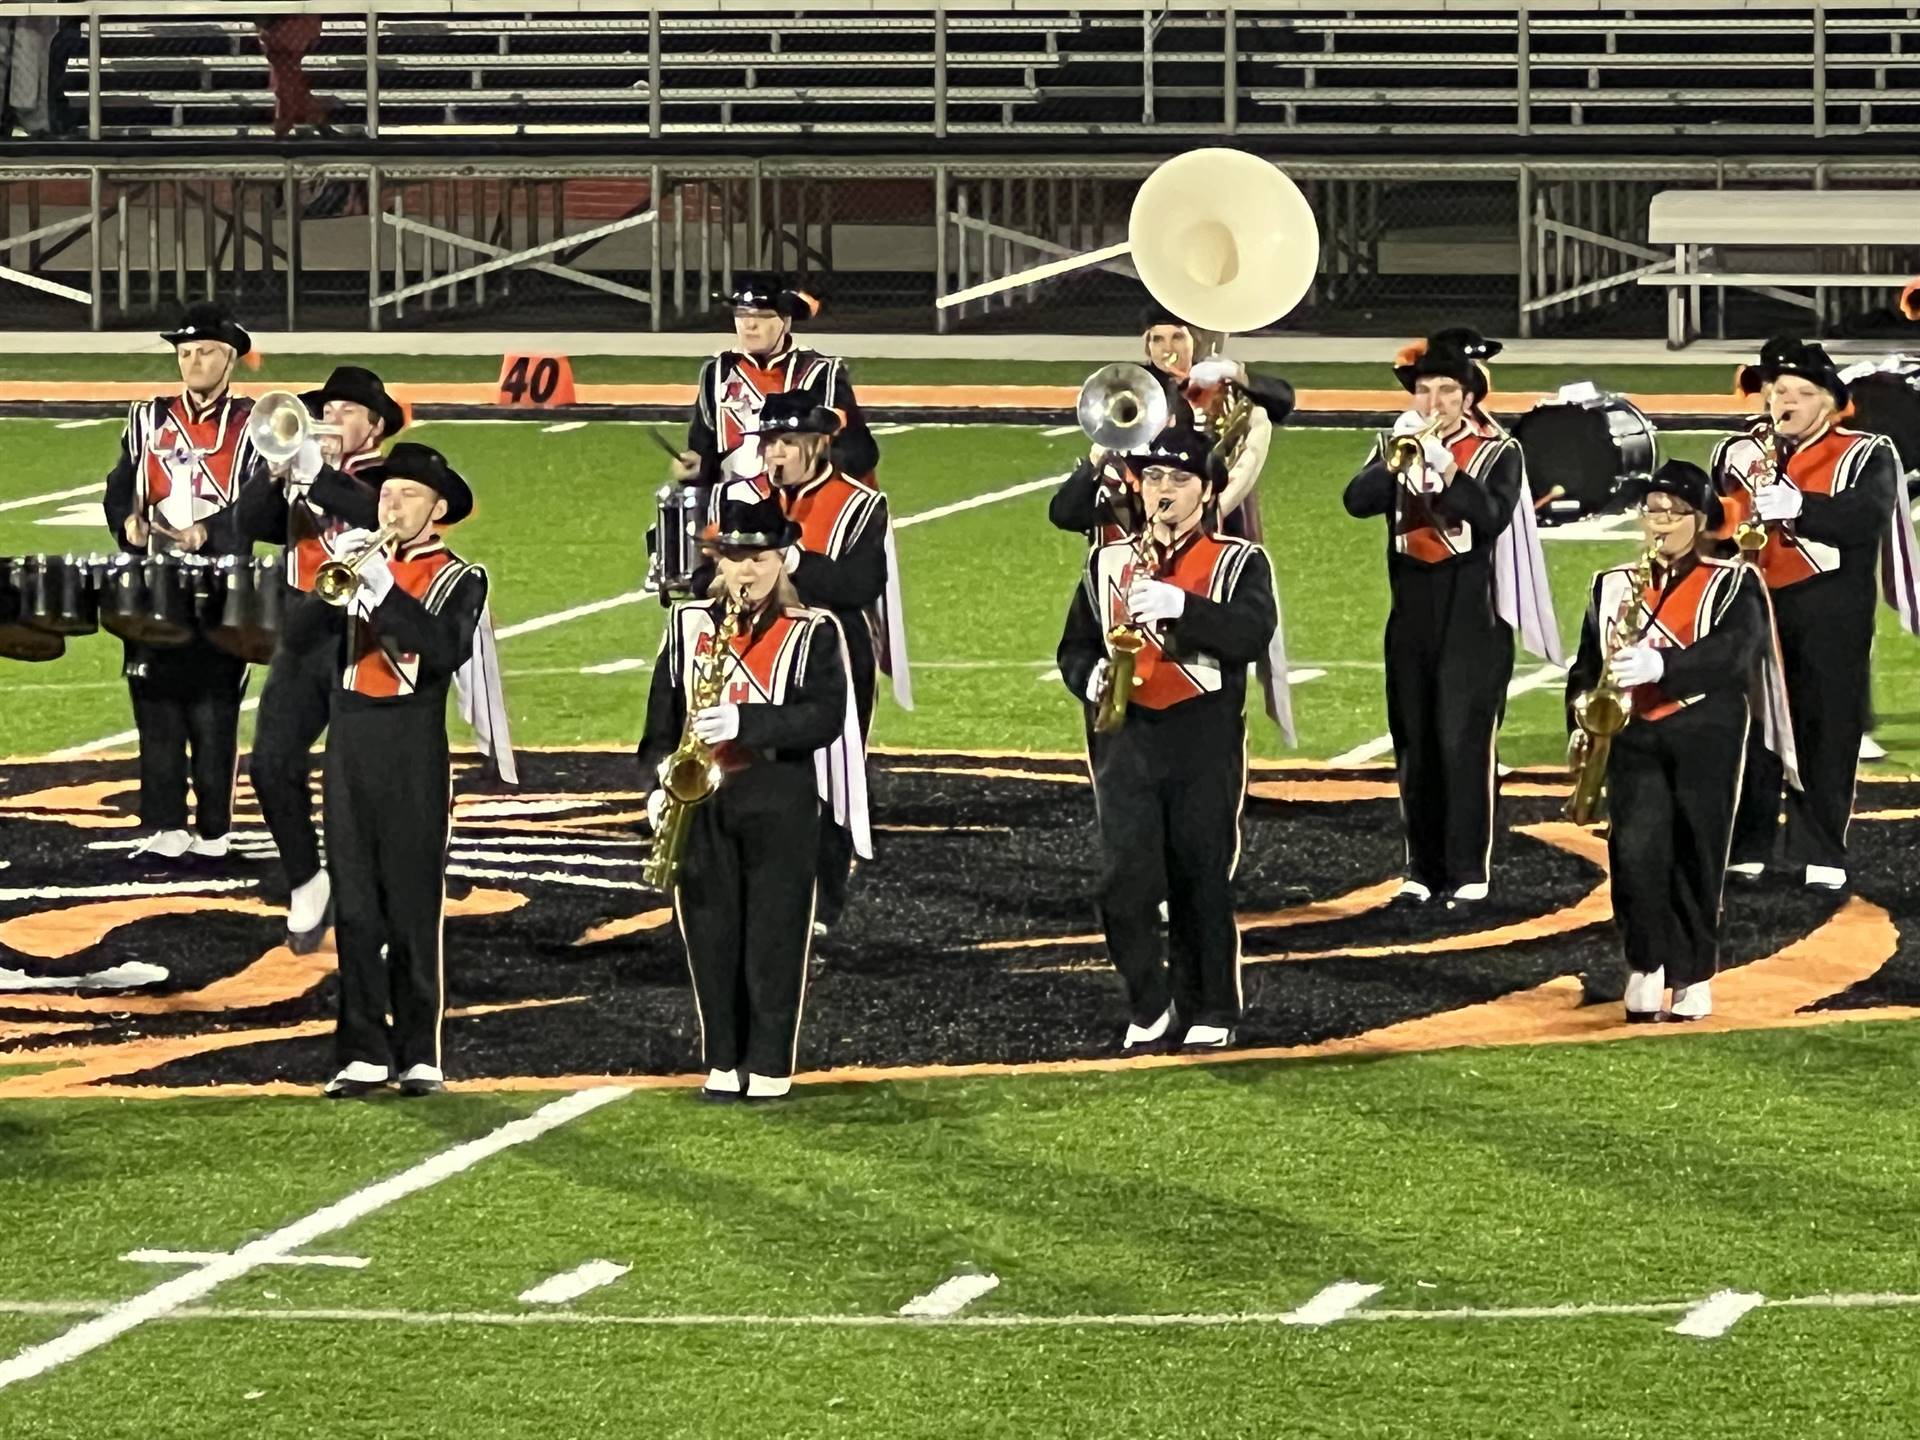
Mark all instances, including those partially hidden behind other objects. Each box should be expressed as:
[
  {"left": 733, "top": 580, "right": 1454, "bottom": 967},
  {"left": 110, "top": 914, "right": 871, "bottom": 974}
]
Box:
[
  {"left": 1733, "top": 417, "right": 1781, "bottom": 556},
  {"left": 1565, "top": 543, "right": 1662, "bottom": 826},
  {"left": 1092, "top": 498, "right": 1171, "bottom": 735},
  {"left": 642, "top": 589, "right": 751, "bottom": 891}
]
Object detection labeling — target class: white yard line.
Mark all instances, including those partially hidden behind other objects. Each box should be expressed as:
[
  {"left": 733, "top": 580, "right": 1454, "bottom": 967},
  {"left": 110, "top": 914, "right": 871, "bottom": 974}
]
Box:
[
  {"left": 0, "top": 879, "right": 253, "bottom": 902},
  {"left": 495, "top": 590, "right": 648, "bottom": 641},
  {"left": 447, "top": 864, "right": 654, "bottom": 893},
  {"left": 899, "top": 1272, "right": 1001, "bottom": 1318},
  {"left": 895, "top": 473, "right": 1068, "bottom": 528},
  {"left": 55, "top": 418, "right": 117, "bottom": 430},
  {"left": 123, "top": 1249, "right": 369, "bottom": 1271},
  {"left": 0, "top": 1085, "right": 629, "bottom": 1396},
  {"left": 1671, "top": 1290, "right": 1766, "bottom": 1338},
  {"left": 540, "top": 421, "right": 589, "bottom": 434},
  {"left": 0, "top": 1287, "right": 1910, "bottom": 1335},
  {"left": 1279, "top": 1281, "right": 1384, "bottom": 1326},
  {"left": 0, "top": 483, "right": 102, "bottom": 514},
  {"left": 519, "top": 1260, "right": 633, "bottom": 1306},
  {"left": 1328, "top": 662, "right": 1566, "bottom": 766},
  {"left": 1041, "top": 424, "right": 1082, "bottom": 437}
]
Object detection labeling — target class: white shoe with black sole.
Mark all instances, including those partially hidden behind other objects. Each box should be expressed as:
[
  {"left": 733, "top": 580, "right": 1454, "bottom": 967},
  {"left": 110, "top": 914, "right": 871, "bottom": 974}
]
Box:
[
  {"left": 1122, "top": 1006, "right": 1174, "bottom": 1053},
  {"left": 396, "top": 1063, "right": 445, "bottom": 1097},
  {"left": 1805, "top": 864, "right": 1847, "bottom": 891},
  {"left": 323, "top": 1061, "right": 390, "bottom": 1099},
  {"left": 1180, "top": 1024, "right": 1233, "bottom": 1051},
  {"left": 701, "top": 1068, "right": 742, "bottom": 1103},
  {"left": 745, "top": 1073, "right": 792, "bottom": 1101},
  {"left": 1623, "top": 967, "right": 1665, "bottom": 1024},
  {"left": 131, "top": 829, "right": 193, "bottom": 861}
]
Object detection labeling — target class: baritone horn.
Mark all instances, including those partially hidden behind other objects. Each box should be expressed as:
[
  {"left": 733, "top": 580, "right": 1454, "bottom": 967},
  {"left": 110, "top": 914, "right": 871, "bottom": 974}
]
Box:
[
  {"left": 1078, "top": 363, "right": 1170, "bottom": 452},
  {"left": 314, "top": 526, "right": 401, "bottom": 607},
  {"left": 938, "top": 149, "right": 1320, "bottom": 335},
  {"left": 247, "top": 390, "right": 344, "bottom": 467}
]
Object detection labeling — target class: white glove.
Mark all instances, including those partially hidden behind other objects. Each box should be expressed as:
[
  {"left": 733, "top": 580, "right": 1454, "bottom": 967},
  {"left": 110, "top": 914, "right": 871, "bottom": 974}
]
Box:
[
  {"left": 1392, "top": 409, "right": 1427, "bottom": 437},
  {"left": 1754, "top": 484, "right": 1803, "bottom": 522},
  {"left": 645, "top": 789, "right": 667, "bottom": 831},
  {"left": 1084, "top": 658, "right": 1109, "bottom": 704},
  {"left": 1420, "top": 434, "right": 1453, "bottom": 474},
  {"left": 1128, "top": 578, "right": 1187, "bottom": 625},
  {"left": 1188, "top": 357, "right": 1244, "bottom": 389},
  {"left": 289, "top": 437, "right": 324, "bottom": 485},
  {"left": 1609, "top": 644, "right": 1665, "bottom": 688},
  {"left": 332, "top": 526, "right": 375, "bottom": 555},
  {"left": 357, "top": 548, "right": 395, "bottom": 605},
  {"left": 691, "top": 704, "right": 741, "bottom": 745},
  {"left": 782, "top": 545, "right": 803, "bottom": 575}
]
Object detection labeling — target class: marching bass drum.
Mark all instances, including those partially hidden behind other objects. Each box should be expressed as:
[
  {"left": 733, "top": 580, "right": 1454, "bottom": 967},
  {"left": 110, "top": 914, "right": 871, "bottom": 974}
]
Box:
[
  {"left": 1839, "top": 354, "right": 1920, "bottom": 486},
  {"left": 1512, "top": 384, "right": 1656, "bottom": 526}
]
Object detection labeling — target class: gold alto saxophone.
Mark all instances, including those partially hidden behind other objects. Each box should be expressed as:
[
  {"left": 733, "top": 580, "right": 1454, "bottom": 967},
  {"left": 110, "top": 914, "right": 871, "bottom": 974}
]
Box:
[
  {"left": 1092, "top": 497, "right": 1171, "bottom": 735},
  {"left": 1565, "top": 543, "right": 1662, "bottom": 825},
  {"left": 1733, "top": 417, "right": 1785, "bottom": 555},
  {"left": 642, "top": 589, "right": 751, "bottom": 891}
]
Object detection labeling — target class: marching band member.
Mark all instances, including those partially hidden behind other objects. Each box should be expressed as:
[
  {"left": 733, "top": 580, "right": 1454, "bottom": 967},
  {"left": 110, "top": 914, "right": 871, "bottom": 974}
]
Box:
[
  {"left": 1719, "top": 340, "right": 1910, "bottom": 891},
  {"left": 740, "top": 390, "right": 910, "bottom": 934},
  {"left": 669, "top": 272, "right": 879, "bottom": 494},
  {"left": 1567, "top": 462, "right": 1772, "bottom": 1022},
  {"left": 238, "top": 365, "right": 400, "bottom": 951},
  {"left": 1056, "top": 427, "right": 1278, "bottom": 1054},
  {"left": 319, "top": 445, "right": 489, "bottom": 1100},
  {"left": 638, "top": 494, "right": 869, "bottom": 1102},
  {"left": 1048, "top": 301, "right": 1294, "bottom": 541},
  {"left": 1342, "top": 329, "right": 1561, "bottom": 907},
  {"left": 100, "top": 302, "right": 267, "bottom": 863}
]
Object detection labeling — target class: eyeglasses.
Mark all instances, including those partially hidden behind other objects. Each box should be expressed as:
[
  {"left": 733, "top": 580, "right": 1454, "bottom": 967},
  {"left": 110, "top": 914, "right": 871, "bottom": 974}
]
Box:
[
  {"left": 1639, "top": 505, "right": 1692, "bottom": 524},
  {"left": 1140, "top": 466, "right": 1200, "bottom": 488}
]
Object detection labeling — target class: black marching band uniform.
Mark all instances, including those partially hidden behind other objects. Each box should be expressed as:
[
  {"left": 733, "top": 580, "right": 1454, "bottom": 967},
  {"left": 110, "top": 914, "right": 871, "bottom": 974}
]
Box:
[
  {"left": 1342, "top": 331, "right": 1525, "bottom": 903},
  {"left": 639, "top": 494, "right": 867, "bottom": 1101},
  {"left": 320, "top": 445, "right": 488, "bottom": 1099},
  {"left": 1711, "top": 340, "right": 1903, "bottom": 887},
  {"left": 1567, "top": 463, "right": 1770, "bottom": 1021},
  {"left": 101, "top": 303, "right": 267, "bottom": 858},
  {"left": 237, "top": 366, "right": 400, "bottom": 948},
  {"left": 712, "top": 391, "right": 906, "bottom": 931},
  {"left": 1048, "top": 300, "right": 1296, "bottom": 544},
  {"left": 1057, "top": 428, "right": 1278, "bottom": 1051},
  {"left": 684, "top": 272, "right": 879, "bottom": 492}
]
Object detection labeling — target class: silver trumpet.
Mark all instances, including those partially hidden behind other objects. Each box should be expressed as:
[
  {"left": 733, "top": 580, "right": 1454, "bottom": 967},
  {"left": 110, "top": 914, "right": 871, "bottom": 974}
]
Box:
[{"left": 247, "top": 390, "right": 344, "bottom": 468}]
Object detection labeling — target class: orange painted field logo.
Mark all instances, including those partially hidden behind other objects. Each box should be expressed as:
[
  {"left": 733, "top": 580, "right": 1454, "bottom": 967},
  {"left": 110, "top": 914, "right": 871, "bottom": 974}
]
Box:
[{"left": 0, "top": 751, "right": 1915, "bottom": 1098}]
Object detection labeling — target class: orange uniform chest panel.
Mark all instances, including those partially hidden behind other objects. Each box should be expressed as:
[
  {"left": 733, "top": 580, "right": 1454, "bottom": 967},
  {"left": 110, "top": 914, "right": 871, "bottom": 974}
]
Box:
[
  {"left": 783, "top": 474, "right": 876, "bottom": 557},
  {"left": 139, "top": 399, "right": 249, "bottom": 523},
  {"left": 344, "top": 545, "right": 464, "bottom": 698},
  {"left": 1096, "top": 533, "right": 1246, "bottom": 710},
  {"left": 288, "top": 454, "right": 382, "bottom": 593},
  {"left": 1393, "top": 429, "right": 1497, "bottom": 565}
]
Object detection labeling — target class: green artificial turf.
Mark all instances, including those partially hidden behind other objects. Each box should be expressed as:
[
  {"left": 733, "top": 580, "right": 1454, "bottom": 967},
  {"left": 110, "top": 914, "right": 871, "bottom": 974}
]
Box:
[{"left": 0, "top": 1026, "right": 1917, "bottom": 1436}]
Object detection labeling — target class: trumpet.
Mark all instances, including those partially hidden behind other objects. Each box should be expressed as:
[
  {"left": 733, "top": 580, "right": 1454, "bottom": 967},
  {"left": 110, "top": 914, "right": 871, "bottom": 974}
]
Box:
[
  {"left": 1733, "top": 417, "right": 1781, "bottom": 555},
  {"left": 1565, "top": 543, "right": 1662, "bottom": 825},
  {"left": 643, "top": 588, "right": 751, "bottom": 891},
  {"left": 247, "top": 390, "right": 344, "bottom": 469},
  {"left": 314, "top": 526, "right": 401, "bottom": 607},
  {"left": 1091, "top": 497, "right": 1171, "bottom": 735},
  {"left": 1386, "top": 412, "right": 1449, "bottom": 478}
]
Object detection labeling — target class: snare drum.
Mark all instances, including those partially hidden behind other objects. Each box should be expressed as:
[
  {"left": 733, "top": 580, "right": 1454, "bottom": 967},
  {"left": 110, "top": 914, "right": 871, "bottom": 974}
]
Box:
[
  {"left": 1512, "top": 386, "right": 1656, "bottom": 526},
  {"left": 650, "top": 481, "right": 709, "bottom": 597},
  {"left": 1839, "top": 354, "right": 1920, "bottom": 484},
  {"left": 204, "top": 554, "right": 285, "bottom": 663}
]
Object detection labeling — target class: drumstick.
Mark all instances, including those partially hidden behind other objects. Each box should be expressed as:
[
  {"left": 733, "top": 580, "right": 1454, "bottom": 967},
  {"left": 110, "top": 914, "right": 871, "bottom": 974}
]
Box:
[
  {"left": 1533, "top": 485, "right": 1566, "bottom": 513},
  {"left": 646, "top": 428, "right": 686, "bottom": 461}
]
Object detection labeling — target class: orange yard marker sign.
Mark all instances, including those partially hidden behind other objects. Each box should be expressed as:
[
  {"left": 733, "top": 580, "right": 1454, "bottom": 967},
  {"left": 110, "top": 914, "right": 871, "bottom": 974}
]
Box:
[{"left": 496, "top": 353, "right": 576, "bottom": 408}]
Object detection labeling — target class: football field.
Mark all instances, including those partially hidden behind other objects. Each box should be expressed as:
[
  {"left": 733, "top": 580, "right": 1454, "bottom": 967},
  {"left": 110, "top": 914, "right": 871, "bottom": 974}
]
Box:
[{"left": 4, "top": 361, "right": 1920, "bottom": 1437}]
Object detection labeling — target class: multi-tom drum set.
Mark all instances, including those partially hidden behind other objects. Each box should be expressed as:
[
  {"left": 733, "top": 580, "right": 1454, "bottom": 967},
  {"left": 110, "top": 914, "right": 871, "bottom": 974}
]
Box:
[{"left": 0, "top": 551, "right": 285, "bottom": 664}]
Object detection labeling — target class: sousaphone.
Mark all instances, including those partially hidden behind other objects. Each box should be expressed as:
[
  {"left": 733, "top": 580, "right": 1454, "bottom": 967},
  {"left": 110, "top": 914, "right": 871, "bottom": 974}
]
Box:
[{"left": 938, "top": 148, "right": 1321, "bottom": 332}]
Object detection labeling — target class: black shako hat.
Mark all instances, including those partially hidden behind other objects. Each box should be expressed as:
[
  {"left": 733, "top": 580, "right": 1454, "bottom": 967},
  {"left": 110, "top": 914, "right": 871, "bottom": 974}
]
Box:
[
  {"left": 1393, "top": 328, "right": 1503, "bottom": 400},
  {"left": 723, "top": 272, "right": 820, "bottom": 323},
  {"left": 707, "top": 492, "right": 800, "bottom": 551},
  {"left": 750, "top": 389, "right": 842, "bottom": 438},
  {"left": 161, "top": 301, "right": 251, "bottom": 357},
  {"left": 1123, "top": 425, "right": 1228, "bottom": 489},
  {"left": 300, "top": 365, "right": 406, "bottom": 439},
  {"left": 1761, "top": 338, "right": 1849, "bottom": 406},
  {"left": 382, "top": 442, "right": 473, "bottom": 526},
  {"left": 1626, "top": 458, "right": 1724, "bottom": 531}
]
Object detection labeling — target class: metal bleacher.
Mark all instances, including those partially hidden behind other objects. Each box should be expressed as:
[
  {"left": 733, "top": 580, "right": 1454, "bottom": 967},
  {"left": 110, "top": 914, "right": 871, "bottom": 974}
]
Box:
[{"left": 67, "top": 4, "right": 1920, "bottom": 141}]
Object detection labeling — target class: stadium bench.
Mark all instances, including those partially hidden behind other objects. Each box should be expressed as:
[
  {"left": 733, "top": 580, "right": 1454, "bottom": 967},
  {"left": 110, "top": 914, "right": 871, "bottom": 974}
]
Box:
[{"left": 1639, "top": 189, "right": 1920, "bottom": 348}]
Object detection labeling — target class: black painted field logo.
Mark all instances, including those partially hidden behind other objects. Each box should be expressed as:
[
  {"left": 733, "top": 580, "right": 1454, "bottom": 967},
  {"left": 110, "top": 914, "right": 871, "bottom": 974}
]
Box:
[{"left": 0, "top": 750, "right": 1916, "bottom": 1097}]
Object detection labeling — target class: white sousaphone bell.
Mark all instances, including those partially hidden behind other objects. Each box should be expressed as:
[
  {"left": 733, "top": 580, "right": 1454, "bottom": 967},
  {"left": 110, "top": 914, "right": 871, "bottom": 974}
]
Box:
[{"left": 938, "top": 147, "right": 1321, "bottom": 335}]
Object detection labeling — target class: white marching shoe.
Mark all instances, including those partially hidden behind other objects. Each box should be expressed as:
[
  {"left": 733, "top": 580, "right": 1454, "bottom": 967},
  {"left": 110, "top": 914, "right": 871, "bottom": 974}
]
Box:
[
  {"left": 287, "top": 872, "right": 333, "bottom": 954},
  {"left": 701, "top": 1068, "right": 743, "bottom": 1102},
  {"left": 1860, "top": 734, "right": 1886, "bottom": 761},
  {"left": 1122, "top": 1006, "right": 1174, "bottom": 1052},
  {"left": 1449, "top": 882, "right": 1489, "bottom": 903},
  {"left": 323, "top": 1061, "right": 390, "bottom": 1098},
  {"left": 1805, "top": 865, "right": 1847, "bottom": 891},
  {"left": 131, "top": 829, "right": 192, "bottom": 861},
  {"left": 397, "top": 1063, "right": 445, "bottom": 1097},
  {"left": 1180, "top": 1024, "right": 1234, "bottom": 1050},
  {"left": 1727, "top": 861, "right": 1765, "bottom": 882},
  {"left": 1393, "top": 879, "right": 1432, "bottom": 904},
  {"left": 1623, "top": 967, "right": 1665, "bottom": 1023},
  {"left": 188, "top": 832, "right": 230, "bottom": 859},
  {"left": 1667, "top": 981, "right": 1712, "bottom": 1021},
  {"left": 745, "top": 1074, "right": 793, "bottom": 1101}
]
